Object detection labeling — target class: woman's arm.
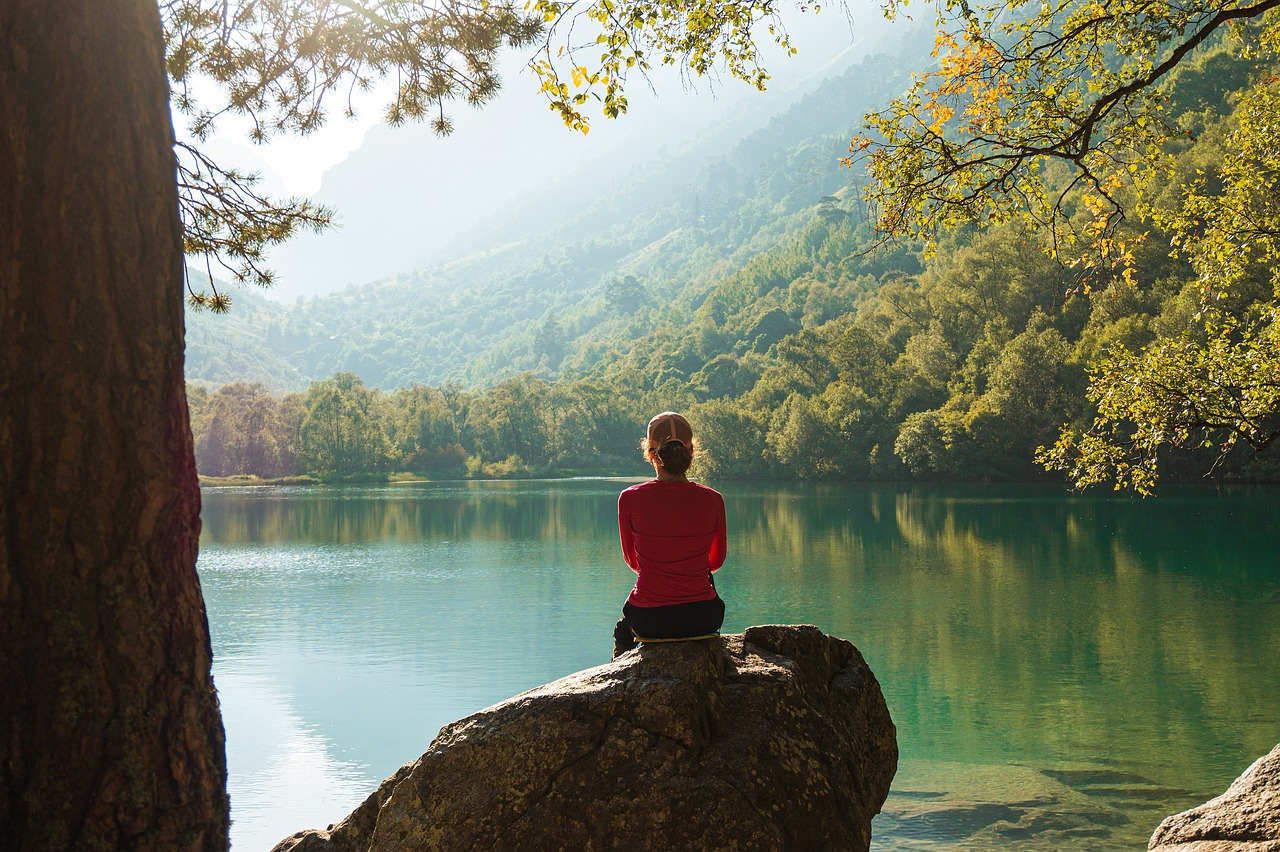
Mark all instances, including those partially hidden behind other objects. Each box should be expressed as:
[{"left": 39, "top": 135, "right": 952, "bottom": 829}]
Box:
[
  {"left": 618, "top": 493, "right": 640, "bottom": 573},
  {"left": 708, "top": 495, "right": 727, "bottom": 572}
]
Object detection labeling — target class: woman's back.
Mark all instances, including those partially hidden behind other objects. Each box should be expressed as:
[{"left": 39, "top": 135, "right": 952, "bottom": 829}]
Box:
[{"left": 619, "top": 479, "right": 725, "bottom": 607}]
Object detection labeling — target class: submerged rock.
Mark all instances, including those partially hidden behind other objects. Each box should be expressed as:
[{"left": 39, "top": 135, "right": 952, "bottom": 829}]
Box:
[
  {"left": 1149, "top": 742, "right": 1280, "bottom": 851},
  {"left": 274, "top": 625, "right": 897, "bottom": 851},
  {"left": 876, "top": 761, "right": 1134, "bottom": 850}
]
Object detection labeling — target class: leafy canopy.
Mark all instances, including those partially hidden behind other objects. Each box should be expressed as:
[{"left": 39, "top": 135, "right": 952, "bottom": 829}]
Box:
[{"left": 858, "top": 0, "right": 1280, "bottom": 491}]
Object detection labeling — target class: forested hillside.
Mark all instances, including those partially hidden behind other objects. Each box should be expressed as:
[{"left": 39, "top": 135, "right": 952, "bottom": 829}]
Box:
[
  {"left": 188, "top": 37, "right": 1280, "bottom": 486},
  {"left": 185, "top": 30, "right": 928, "bottom": 391}
]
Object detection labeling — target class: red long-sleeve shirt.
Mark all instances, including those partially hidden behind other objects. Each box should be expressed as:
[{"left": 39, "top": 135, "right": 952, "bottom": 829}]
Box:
[{"left": 618, "top": 479, "right": 727, "bottom": 607}]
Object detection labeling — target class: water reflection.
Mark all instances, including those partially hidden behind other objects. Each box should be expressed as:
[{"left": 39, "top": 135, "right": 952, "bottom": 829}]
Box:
[
  {"left": 199, "top": 481, "right": 1280, "bottom": 850},
  {"left": 201, "top": 480, "right": 621, "bottom": 546},
  {"left": 217, "top": 665, "right": 369, "bottom": 839}
]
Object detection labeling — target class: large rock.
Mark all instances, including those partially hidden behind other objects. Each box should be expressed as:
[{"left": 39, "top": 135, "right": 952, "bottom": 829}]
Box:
[
  {"left": 274, "top": 625, "right": 897, "bottom": 851},
  {"left": 1149, "top": 743, "right": 1280, "bottom": 852}
]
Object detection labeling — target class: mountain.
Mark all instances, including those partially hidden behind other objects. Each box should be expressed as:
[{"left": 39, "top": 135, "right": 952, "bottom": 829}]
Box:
[
  {"left": 253, "top": 11, "right": 904, "bottom": 300},
  {"left": 184, "top": 20, "right": 932, "bottom": 392}
]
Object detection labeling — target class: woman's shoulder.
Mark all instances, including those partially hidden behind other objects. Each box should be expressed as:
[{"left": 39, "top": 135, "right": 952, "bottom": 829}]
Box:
[
  {"left": 620, "top": 479, "right": 719, "bottom": 498},
  {"left": 619, "top": 479, "right": 658, "bottom": 503},
  {"left": 689, "top": 481, "right": 725, "bottom": 504},
  {"left": 671, "top": 480, "right": 724, "bottom": 508},
  {"left": 620, "top": 479, "right": 721, "bottom": 498}
]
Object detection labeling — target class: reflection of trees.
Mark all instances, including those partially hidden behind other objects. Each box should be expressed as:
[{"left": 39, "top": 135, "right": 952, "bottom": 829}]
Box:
[
  {"left": 725, "top": 484, "right": 1280, "bottom": 794},
  {"left": 200, "top": 482, "right": 619, "bottom": 547},
  {"left": 890, "top": 488, "right": 1269, "bottom": 793}
]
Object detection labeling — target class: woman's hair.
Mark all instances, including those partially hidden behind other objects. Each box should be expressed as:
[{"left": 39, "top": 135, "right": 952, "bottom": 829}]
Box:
[
  {"left": 641, "top": 411, "right": 699, "bottom": 476},
  {"left": 653, "top": 438, "right": 695, "bottom": 476}
]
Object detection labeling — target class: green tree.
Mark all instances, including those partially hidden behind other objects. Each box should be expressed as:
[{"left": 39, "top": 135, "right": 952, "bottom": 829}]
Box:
[
  {"left": 544, "top": 378, "right": 639, "bottom": 467},
  {"left": 768, "top": 393, "right": 838, "bottom": 478},
  {"left": 300, "top": 372, "right": 397, "bottom": 474},
  {"left": 693, "top": 353, "right": 761, "bottom": 400},
  {"left": 895, "top": 405, "right": 966, "bottom": 477},
  {"left": 902, "top": 321, "right": 956, "bottom": 390},
  {"left": 390, "top": 384, "right": 469, "bottom": 473},
  {"left": 194, "top": 382, "right": 301, "bottom": 476},
  {"left": 744, "top": 306, "right": 800, "bottom": 353},
  {"left": 535, "top": 314, "right": 568, "bottom": 365},
  {"left": 466, "top": 373, "right": 552, "bottom": 467},
  {"left": 980, "top": 321, "right": 1077, "bottom": 441},
  {"left": 1040, "top": 313, "right": 1280, "bottom": 491},
  {"left": 859, "top": 0, "right": 1280, "bottom": 490},
  {"left": 605, "top": 274, "right": 646, "bottom": 315},
  {"left": 687, "top": 399, "right": 770, "bottom": 478}
]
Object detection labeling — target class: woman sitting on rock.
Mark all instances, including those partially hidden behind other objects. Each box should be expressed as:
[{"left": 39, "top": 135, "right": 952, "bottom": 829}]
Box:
[{"left": 613, "top": 411, "right": 727, "bottom": 658}]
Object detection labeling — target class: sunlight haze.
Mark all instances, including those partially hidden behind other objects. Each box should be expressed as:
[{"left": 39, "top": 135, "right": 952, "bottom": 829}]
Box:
[{"left": 195, "top": 7, "right": 894, "bottom": 301}]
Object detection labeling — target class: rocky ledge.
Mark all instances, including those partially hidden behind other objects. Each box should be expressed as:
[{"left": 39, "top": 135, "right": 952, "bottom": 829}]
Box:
[
  {"left": 274, "top": 625, "right": 897, "bottom": 851},
  {"left": 1149, "top": 742, "right": 1280, "bottom": 852}
]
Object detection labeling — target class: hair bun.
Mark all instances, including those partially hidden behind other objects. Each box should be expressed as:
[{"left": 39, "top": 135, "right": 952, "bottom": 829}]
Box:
[{"left": 655, "top": 438, "right": 694, "bottom": 477}]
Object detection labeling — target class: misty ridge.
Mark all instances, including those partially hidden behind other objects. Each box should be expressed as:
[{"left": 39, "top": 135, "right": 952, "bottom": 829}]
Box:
[{"left": 185, "top": 15, "right": 927, "bottom": 392}]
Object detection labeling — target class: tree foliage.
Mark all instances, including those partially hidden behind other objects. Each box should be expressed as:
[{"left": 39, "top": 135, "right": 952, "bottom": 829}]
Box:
[
  {"left": 605, "top": 274, "right": 646, "bottom": 315},
  {"left": 189, "top": 382, "right": 302, "bottom": 475},
  {"left": 1039, "top": 312, "right": 1280, "bottom": 491},
  {"left": 528, "top": 0, "right": 803, "bottom": 131},
  {"left": 857, "top": 0, "right": 1280, "bottom": 491},
  {"left": 300, "top": 372, "right": 399, "bottom": 473},
  {"left": 190, "top": 170, "right": 1279, "bottom": 487}
]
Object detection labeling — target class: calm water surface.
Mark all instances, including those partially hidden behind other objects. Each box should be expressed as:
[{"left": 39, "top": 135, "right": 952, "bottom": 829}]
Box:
[{"left": 197, "top": 480, "right": 1280, "bottom": 850}]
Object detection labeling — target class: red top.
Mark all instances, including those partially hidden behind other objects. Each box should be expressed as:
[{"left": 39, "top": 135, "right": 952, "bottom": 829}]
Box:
[{"left": 618, "top": 479, "right": 727, "bottom": 607}]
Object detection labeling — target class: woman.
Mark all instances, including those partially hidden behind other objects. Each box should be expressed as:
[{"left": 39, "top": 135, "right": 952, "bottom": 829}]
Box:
[{"left": 612, "top": 411, "right": 726, "bottom": 657}]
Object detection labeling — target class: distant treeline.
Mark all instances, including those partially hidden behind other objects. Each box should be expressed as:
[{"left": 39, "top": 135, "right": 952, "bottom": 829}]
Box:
[
  {"left": 187, "top": 187, "right": 1279, "bottom": 488},
  {"left": 188, "top": 373, "right": 652, "bottom": 480}
]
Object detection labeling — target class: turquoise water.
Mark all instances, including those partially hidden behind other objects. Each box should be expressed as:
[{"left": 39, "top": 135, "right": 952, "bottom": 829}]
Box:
[{"left": 197, "top": 480, "right": 1280, "bottom": 850}]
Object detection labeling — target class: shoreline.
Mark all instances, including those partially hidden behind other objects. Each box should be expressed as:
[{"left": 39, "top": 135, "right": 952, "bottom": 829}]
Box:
[{"left": 197, "top": 469, "right": 639, "bottom": 487}]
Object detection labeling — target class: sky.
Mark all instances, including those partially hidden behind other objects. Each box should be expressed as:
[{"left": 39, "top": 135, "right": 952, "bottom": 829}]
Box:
[{"left": 178, "top": 7, "right": 900, "bottom": 301}]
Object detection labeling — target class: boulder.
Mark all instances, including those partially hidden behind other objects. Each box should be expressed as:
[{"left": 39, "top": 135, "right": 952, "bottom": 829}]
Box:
[
  {"left": 274, "top": 625, "right": 897, "bottom": 851},
  {"left": 1149, "top": 743, "right": 1280, "bottom": 852}
]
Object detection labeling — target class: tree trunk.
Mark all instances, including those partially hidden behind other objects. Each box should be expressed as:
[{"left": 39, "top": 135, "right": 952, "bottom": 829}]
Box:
[{"left": 0, "top": 2, "right": 229, "bottom": 848}]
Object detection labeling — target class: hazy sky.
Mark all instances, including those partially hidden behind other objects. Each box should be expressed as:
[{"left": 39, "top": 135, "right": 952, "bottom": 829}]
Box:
[{"left": 181, "top": 8, "right": 900, "bottom": 301}]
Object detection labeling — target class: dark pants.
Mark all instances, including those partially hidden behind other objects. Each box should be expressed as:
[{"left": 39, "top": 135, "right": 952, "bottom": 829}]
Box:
[{"left": 612, "top": 596, "right": 725, "bottom": 656}]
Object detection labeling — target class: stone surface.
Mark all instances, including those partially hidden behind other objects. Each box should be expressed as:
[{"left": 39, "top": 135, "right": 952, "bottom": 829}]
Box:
[
  {"left": 273, "top": 625, "right": 897, "bottom": 851},
  {"left": 1149, "top": 743, "right": 1280, "bottom": 852},
  {"left": 872, "top": 760, "right": 1193, "bottom": 851}
]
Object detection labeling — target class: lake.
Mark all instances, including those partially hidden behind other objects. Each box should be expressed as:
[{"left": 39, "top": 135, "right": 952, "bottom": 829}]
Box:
[{"left": 197, "top": 480, "right": 1280, "bottom": 850}]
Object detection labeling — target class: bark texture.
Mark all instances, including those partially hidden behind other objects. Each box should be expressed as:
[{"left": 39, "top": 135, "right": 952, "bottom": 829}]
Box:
[{"left": 0, "top": 2, "right": 229, "bottom": 848}]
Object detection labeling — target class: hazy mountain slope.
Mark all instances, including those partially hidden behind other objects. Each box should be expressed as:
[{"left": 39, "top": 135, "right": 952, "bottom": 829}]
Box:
[
  {"left": 186, "top": 288, "right": 309, "bottom": 390},
  {"left": 184, "top": 26, "right": 931, "bottom": 392},
  {"left": 257, "top": 13, "right": 903, "bottom": 300}
]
